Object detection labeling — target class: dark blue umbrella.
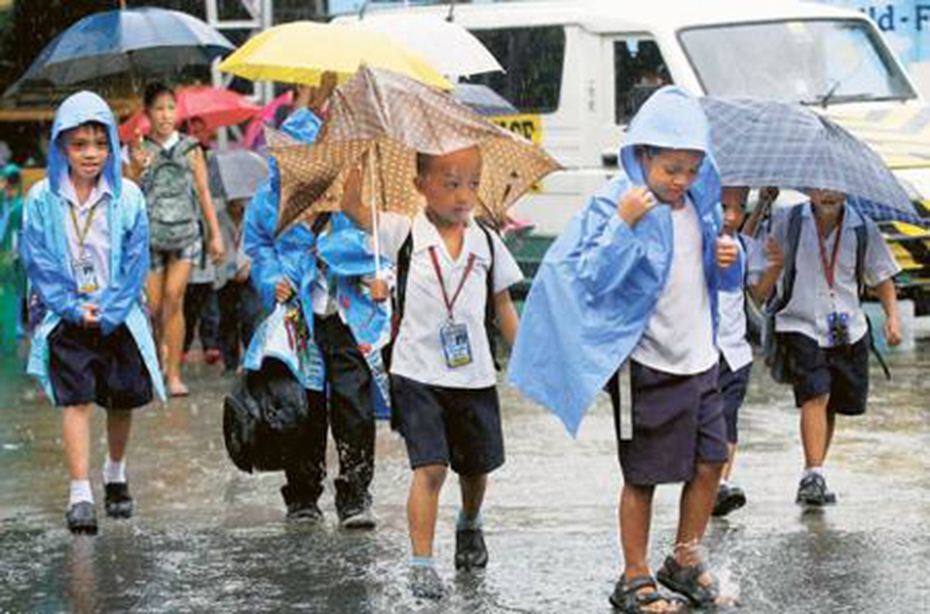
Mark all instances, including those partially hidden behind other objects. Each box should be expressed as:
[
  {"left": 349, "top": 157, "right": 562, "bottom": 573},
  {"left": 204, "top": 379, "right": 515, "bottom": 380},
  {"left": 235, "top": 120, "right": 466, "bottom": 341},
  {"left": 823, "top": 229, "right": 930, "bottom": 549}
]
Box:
[
  {"left": 699, "top": 96, "right": 918, "bottom": 222},
  {"left": 16, "top": 7, "right": 234, "bottom": 86}
]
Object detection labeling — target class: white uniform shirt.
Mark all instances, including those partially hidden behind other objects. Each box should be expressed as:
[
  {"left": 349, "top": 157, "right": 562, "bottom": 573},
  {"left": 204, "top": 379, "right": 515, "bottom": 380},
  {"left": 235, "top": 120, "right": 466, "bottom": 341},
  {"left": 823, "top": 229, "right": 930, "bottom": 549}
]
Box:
[
  {"left": 378, "top": 211, "right": 523, "bottom": 388},
  {"left": 60, "top": 172, "right": 112, "bottom": 295},
  {"left": 717, "top": 235, "right": 757, "bottom": 372},
  {"left": 631, "top": 200, "right": 718, "bottom": 375},
  {"left": 749, "top": 203, "right": 900, "bottom": 347}
]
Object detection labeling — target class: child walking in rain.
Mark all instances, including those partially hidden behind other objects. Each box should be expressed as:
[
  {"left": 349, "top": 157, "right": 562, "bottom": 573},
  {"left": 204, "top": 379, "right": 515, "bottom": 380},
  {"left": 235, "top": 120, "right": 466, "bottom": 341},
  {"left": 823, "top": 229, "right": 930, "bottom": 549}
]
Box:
[
  {"left": 124, "top": 82, "right": 224, "bottom": 397},
  {"left": 21, "top": 91, "right": 165, "bottom": 534},
  {"left": 510, "top": 87, "right": 737, "bottom": 613},
  {"left": 711, "top": 186, "right": 759, "bottom": 517},
  {"left": 342, "top": 147, "right": 522, "bottom": 600},
  {"left": 245, "top": 78, "right": 385, "bottom": 528},
  {"left": 751, "top": 188, "right": 901, "bottom": 506}
]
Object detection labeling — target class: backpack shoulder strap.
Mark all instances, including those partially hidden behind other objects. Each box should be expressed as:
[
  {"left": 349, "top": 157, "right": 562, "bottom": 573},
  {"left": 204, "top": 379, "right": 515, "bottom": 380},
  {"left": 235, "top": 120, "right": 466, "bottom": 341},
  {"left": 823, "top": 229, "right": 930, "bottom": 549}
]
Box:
[
  {"left": 772, "top": 204, "right": 805, "bottom": 313},
  {"left": 394, "top": 230, "right": 414, "bottom": 325},
  {"left": 475, "top": 219, "right": 501, "bottom": 370},
  {"left": 854, "top": 220, "right": 868, "bottom": 296}
]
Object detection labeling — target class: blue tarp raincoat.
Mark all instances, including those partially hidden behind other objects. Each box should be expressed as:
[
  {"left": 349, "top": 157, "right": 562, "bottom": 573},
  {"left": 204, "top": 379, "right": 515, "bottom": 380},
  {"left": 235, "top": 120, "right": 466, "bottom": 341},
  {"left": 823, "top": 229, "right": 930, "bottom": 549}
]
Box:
[
  {"left": 21, "top": 91, "right": 165, "bottom": 403},
  {"left": 508, "top": 87, "right": 723, "bottom": 436},
  {"left": 243, "top": 109, "right": 392, "bottom": 399}
]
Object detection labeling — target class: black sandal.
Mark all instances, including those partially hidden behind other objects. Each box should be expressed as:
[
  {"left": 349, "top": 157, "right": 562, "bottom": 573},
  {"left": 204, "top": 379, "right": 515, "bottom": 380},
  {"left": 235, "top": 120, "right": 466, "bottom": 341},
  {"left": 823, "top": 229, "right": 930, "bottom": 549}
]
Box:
[
  {"left": 657, "top": 556, "right": 729, "bottom": 609},
  {"left": 610, "top": 574, "right": 688, "bottom": 613}
]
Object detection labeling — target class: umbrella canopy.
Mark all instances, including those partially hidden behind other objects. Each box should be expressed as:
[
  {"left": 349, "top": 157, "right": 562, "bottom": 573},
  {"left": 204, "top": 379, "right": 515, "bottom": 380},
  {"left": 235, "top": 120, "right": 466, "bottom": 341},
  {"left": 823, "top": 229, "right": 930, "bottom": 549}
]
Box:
[
  {"left": 699, "top": 96, "right": 915, "bottom": 218},
  {"left": 348, "top": 15, "right": 502, "bottom": 78},
  {"left": 15, "top": 7, "right": 234, "bottom": 87},
  {"left": 218, "top": 21, "right": 450, "bottom": 90},
  {"left": 208, "top": 150, "right": 269, "bottom": 202},
  {"left": 118, "top": 86, "right": 261, "bottom": 141},
  {"left": 271, "top": 65, "right": 561, "bottom": 234},
  {"left": 452, "top": 83, "right": 519, "bottom": 116}
]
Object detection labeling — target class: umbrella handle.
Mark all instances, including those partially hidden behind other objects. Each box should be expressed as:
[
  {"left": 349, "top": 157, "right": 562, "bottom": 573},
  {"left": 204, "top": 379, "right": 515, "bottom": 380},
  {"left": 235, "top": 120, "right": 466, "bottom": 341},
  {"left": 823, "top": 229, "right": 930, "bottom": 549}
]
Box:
[{"left": 368, "top": 151, "right": 382, "bottom": 278}]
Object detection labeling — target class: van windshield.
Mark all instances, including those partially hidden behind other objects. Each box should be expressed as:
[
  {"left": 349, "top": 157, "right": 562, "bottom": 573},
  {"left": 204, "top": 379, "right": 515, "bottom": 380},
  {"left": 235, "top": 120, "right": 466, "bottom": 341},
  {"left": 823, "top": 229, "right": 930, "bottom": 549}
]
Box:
[{"left": 679, "top": 19, "right": 915, "bottom": 105}]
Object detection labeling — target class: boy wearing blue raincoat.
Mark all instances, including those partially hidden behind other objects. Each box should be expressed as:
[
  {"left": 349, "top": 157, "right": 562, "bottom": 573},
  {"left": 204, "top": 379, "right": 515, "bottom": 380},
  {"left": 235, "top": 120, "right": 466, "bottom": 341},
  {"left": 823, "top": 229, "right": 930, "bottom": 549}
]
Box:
[
  {"left": 510, "top": 88, "right": 737, "bottom": 612},
  {"left": 244, "top": 104, "right": 389, "bottom": 528},
  {"left": 21, "top": 91, "right": 164, "bottom": 535}
]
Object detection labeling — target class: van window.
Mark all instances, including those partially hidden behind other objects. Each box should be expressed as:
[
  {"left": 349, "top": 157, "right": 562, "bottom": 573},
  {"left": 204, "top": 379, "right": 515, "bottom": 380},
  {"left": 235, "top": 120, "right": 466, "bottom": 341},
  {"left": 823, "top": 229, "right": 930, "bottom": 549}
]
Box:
[
  {"left": 680, "top": 20, "right": 915, "bottom": 104},
  {"left": 615, "top": 39, "right": 672, "bottom": 124},
  {"left": 467, "top": 26, "right": 565, "bottom": 114}
]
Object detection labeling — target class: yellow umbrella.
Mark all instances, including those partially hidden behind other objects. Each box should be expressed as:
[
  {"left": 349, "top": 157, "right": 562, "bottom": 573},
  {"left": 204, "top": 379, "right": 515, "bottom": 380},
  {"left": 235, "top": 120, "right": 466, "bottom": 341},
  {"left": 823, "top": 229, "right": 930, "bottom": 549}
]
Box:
[{"left": 218, "top": 21, "right": 451, "bottom": 90}]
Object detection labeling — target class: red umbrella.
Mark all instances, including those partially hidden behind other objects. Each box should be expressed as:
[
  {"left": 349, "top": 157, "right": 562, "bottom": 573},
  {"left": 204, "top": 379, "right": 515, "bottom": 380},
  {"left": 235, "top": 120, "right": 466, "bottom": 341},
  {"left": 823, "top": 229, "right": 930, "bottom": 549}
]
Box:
[
  {"left": 242, "top": 91, "right": 293, "bottom": 150},
  {"left": 119, "top": 85, "right": 260, "bottom": 141}
]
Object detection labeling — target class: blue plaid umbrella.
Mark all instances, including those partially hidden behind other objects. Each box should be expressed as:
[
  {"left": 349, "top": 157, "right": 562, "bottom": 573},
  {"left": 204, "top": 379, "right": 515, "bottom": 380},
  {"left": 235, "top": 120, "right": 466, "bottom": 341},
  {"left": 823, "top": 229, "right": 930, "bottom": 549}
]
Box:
[
  {"left": 14, "top": 7, "right": 234, "bottom": 87},
  {"left": 699, "top": 97, "right": 921, "bottom": 223}
]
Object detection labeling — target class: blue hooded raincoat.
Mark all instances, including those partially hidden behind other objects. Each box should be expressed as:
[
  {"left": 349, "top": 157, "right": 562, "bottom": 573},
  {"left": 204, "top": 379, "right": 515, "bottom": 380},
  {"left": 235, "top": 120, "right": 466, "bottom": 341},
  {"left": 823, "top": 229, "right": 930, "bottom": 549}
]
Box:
[
  {"left": 508, "top": 87, "right": 722, "bottom": 436},
  {"left": 243, "top": 109, "right": 392, "bottom": 397},
  {"left": 21, "top": 91, "right": 165, "bottom": 403}
]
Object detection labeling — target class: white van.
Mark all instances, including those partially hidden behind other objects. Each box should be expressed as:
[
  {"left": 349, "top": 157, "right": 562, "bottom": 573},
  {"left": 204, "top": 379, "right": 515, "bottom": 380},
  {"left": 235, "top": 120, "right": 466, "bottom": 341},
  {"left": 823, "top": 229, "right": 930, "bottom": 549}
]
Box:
[{"left": 336, "top": 0, "right": 930, "bottom": 309}]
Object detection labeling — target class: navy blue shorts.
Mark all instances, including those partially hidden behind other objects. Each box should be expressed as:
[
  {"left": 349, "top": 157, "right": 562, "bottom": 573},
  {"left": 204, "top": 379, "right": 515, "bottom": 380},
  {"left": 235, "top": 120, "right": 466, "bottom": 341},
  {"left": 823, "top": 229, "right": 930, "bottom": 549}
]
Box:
[
  {"left": 782, "top": 332, "right": 869, "bottom": 416},
  {"left": 48, "top": 322, "right": 153, "bottom": 410},
  {"left": 609, "top": 362, "right": 728, "bottom": 486},
  {"left": 390, "top": 375, "right": 504, "bottom": 477},
  {"left": 719, "top": 359, "right": 752, "bottom": 444}
]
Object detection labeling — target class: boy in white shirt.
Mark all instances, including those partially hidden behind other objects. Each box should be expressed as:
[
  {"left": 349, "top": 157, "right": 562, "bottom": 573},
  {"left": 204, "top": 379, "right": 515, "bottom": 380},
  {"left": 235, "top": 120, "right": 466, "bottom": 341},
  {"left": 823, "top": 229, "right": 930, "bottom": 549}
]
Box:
[
  {"left": 342, "top": 146, "right": 522, "bottom": 600},
  {"left": 752, "top": 189, "right": 902, "bottom": 506}
]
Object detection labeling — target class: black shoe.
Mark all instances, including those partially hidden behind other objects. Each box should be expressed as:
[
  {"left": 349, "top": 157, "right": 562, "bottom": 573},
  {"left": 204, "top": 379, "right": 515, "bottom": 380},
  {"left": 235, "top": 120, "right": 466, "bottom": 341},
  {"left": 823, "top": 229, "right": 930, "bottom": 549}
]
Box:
[
  {"left": 409, "top": 565, "right": 445, "bottom": 600},
  {"left": 65, "top": 502, "right": 98, "bottom": 535},
  {"left": 454, "top": 527, "right": 489, "bottom": 570},
  {"left": 796, "top": 473, "right": 837, "bottom": 507},
  {"left": 286, "top": 501, "right": 324, "bottom": 523},
  {"left": 104, "top": 483, "right": 134, "bottom": 519},
  {"left": 338, "top": 503, "right": 376, "bottom": 530},
  {"left": 712, "top": 484, "right": 747, "bottom": 517}
]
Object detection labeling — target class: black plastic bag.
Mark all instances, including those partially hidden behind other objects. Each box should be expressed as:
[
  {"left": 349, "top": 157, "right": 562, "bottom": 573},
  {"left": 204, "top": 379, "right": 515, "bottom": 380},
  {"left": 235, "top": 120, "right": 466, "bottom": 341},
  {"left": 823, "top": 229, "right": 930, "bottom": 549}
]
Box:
[{"left": 223, "top": 358, "right": 312, "bottom": 473}]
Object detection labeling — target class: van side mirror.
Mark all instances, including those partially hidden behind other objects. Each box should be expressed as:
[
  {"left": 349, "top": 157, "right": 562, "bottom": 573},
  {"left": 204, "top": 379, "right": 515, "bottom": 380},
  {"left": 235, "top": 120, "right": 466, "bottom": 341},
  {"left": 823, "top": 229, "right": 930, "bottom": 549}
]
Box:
[{"left": 602, "top": 151, "right": 619, "bottom": 167}]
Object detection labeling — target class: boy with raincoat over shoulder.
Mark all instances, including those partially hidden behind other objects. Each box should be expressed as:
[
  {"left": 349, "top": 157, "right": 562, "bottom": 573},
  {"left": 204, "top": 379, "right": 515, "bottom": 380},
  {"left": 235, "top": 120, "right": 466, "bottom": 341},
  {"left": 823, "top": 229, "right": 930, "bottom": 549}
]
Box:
[
  {"left": 510, "top": 87, "right": 738, "bottom": 613},
  {"left": 243, "top": 96, "right": 390, "bottom": 528},
  {"left": 20, "top": 91, "right": 165, "bottom": 535}
]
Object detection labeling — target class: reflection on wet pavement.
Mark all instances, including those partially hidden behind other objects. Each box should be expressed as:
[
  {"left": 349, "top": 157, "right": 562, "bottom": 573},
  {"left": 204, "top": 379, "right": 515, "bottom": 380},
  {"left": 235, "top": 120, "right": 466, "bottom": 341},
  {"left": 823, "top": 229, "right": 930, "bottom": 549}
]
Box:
[{"left": 1, "top": 344, "right": 928, "bottom": 613}]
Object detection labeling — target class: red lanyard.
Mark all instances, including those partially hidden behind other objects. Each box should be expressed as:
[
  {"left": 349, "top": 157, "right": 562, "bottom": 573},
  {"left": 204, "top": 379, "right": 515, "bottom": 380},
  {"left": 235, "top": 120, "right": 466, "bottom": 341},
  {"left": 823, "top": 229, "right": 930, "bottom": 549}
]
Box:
[
  {"left": 428, "top": 246, "right": 476, "bottom": 321},
  {"left": 816, "top": 210, "right": 844, "bottom": 290}
]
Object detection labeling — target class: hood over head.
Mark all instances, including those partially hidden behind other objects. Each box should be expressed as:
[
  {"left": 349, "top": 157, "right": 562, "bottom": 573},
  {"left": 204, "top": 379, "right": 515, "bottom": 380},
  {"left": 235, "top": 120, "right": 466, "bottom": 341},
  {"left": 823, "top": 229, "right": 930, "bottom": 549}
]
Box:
[
  {"left": 48, "top": 91, "right": 122, "bottom": 198},
  {"left": 619, "top": 86, "right": 720, "bottom": 209}
]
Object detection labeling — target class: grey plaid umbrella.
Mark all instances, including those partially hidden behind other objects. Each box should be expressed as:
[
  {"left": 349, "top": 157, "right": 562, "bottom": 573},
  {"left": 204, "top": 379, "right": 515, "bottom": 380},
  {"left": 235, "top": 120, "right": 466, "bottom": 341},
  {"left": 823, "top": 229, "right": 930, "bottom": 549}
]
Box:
[{"left": 699, "top": 97, "right": 914, "bottom": 216}]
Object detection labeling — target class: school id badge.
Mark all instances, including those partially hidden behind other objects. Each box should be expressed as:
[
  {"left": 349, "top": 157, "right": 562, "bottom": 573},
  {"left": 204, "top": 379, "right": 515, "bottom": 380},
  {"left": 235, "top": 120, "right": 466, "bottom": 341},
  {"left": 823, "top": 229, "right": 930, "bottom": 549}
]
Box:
[
  {"left": 440, "top": 320, "right": 473, "bottom": 369},
  {"left": 73, "top": 256, "right": 99, "bottom": 295},
  {"left": 826, "top": 312, "right": 850, "bottom": 347}
]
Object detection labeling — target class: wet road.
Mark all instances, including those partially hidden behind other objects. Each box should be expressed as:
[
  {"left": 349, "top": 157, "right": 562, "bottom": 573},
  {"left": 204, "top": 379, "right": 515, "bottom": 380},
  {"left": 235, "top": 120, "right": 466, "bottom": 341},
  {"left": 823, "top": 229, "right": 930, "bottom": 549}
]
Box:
[{"left": 0, "top": 345, "right": 928, "bottom": 613}]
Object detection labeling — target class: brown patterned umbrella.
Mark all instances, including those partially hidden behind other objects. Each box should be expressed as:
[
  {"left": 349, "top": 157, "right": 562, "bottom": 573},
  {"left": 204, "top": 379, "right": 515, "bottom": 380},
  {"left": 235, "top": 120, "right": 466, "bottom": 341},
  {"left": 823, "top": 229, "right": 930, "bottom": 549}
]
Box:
[{"left": 272, "top": 65, "right": 561, "bottom": 235}]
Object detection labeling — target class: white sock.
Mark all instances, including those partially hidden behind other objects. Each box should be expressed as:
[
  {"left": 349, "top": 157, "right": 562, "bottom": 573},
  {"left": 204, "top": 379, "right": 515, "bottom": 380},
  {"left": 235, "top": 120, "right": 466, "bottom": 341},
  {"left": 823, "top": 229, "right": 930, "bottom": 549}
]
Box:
[
  {"left": 103, "top": 458, "right": 126, "bottom": 485},
  {"left": 804, "top": 466, "right": 824, "bottom": 479},
  {"left": 69, "top": 480, "right": 93, "bottom": 506}
]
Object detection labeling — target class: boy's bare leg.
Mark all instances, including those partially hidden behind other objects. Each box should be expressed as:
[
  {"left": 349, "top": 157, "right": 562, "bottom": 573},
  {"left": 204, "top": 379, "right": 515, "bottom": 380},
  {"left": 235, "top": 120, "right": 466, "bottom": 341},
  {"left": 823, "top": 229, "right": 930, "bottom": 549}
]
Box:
[
  {"left": 620, "top": 482, "right": 655, "bottom": 579},
  {"left": 800, "top": 394, "right": 831, "bottom": 468},
  {"left": 676, "top": 462, "right": 724, "bottom": 548},
  {"left": 459, "top": 473, "right": 487, "bottom": 517},
  {"left": 408, "top": 464, "right": 448, "bottom": 557},
  {"left": 162, "top": 259, "right": 192, "bottom": 395},
  {"left": 721, "top": 444, "right": 737, "bottom": 483},
  {"left": 106, "top": 410, "right": 132, "bottom": 463},
  {"left": 621, "top": 483, "right": 685, "bottom": 612},
  {"left": 63, "top": 404, "right": 94, "bottom": 481}
]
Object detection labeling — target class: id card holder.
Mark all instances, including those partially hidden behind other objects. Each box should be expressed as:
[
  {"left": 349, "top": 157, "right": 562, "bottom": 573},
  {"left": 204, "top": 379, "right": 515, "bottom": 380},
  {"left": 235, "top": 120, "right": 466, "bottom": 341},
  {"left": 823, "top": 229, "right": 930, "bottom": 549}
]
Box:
[
  {"left": 826, "top": 312, "right": 850, "bottom": 347},
  {"left": 73, "top": 256, "right": 99, "bottom": 295},
  {"left": 440, "top": 320, "right": 473, "bottom": 369}
]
